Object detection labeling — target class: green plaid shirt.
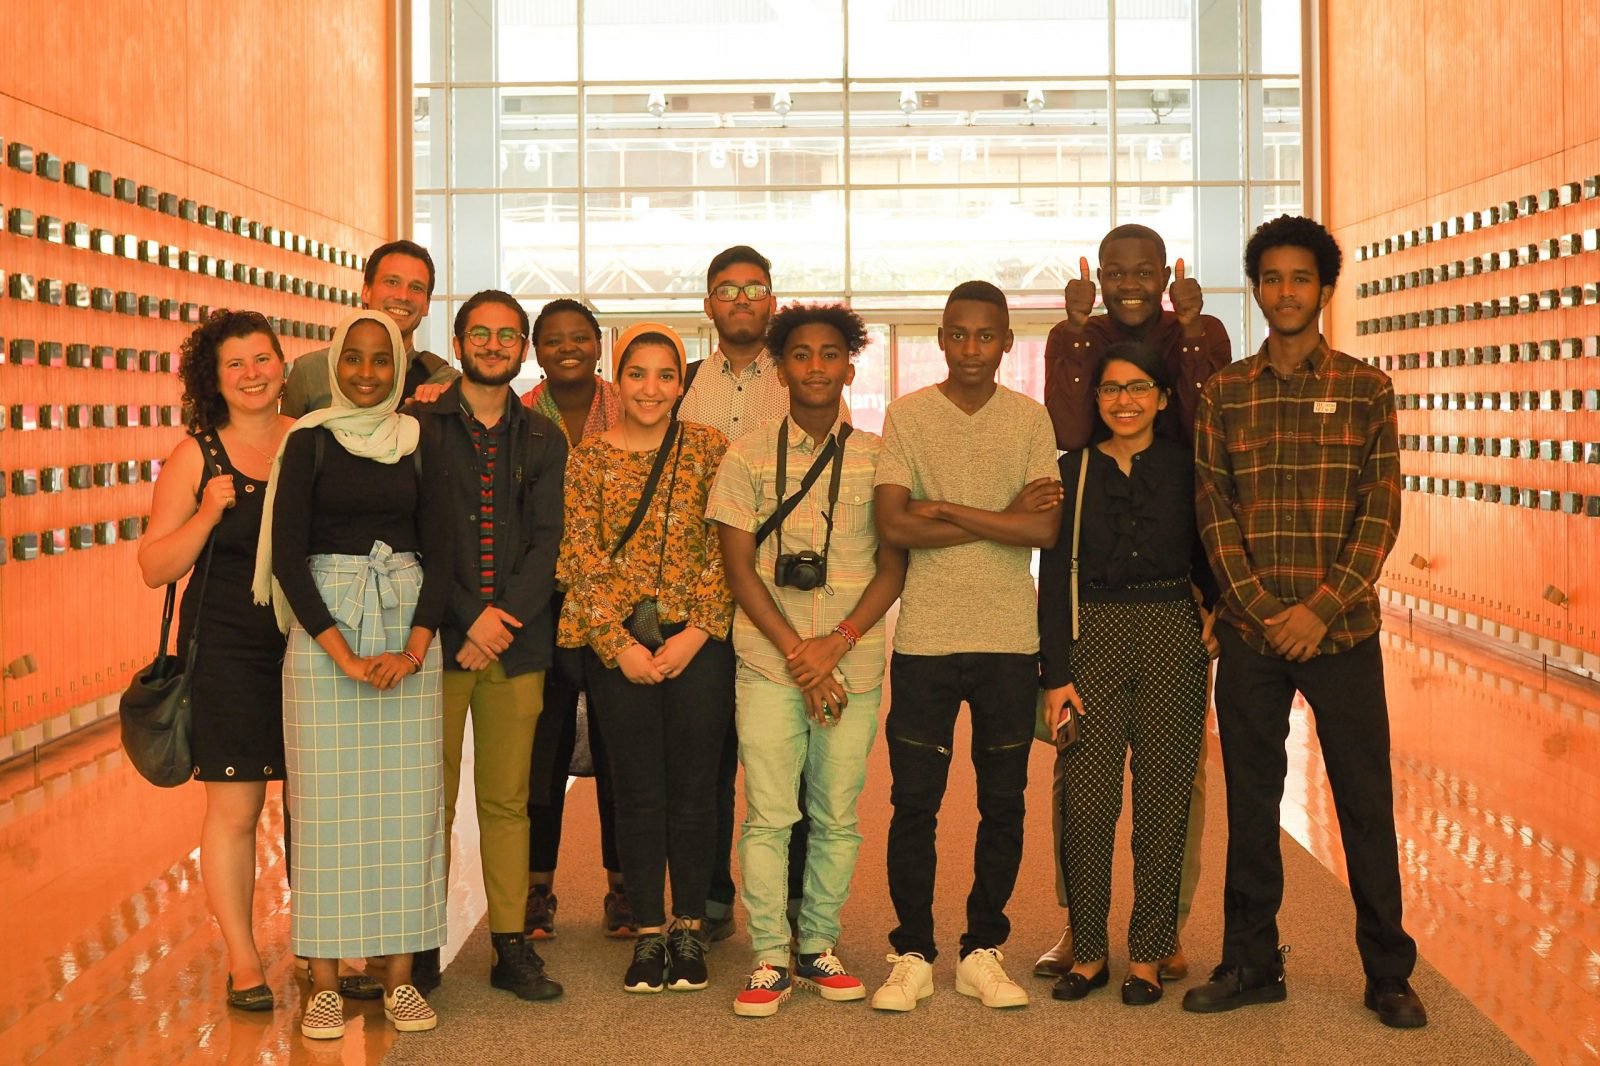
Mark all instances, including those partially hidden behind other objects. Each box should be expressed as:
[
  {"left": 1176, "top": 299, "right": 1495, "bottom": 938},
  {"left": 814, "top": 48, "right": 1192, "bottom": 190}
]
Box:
[{"left": 1194, "top": 339, "right": 1401, "bottom": 656}]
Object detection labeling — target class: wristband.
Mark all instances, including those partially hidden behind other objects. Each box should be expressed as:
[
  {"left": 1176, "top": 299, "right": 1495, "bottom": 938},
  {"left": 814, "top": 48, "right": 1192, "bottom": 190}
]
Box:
[
  {"left": 832, "top": 621, "right": 860, "bottom": 651},
  {"left": 401, "top": 650, "right": 423, "bottom": 672}
]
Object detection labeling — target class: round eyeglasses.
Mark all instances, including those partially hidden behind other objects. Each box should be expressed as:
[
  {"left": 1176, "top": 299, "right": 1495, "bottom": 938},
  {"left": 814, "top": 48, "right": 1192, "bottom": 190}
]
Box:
[{"left": 465, "top": 326, "right": 527, "bottom": 348}]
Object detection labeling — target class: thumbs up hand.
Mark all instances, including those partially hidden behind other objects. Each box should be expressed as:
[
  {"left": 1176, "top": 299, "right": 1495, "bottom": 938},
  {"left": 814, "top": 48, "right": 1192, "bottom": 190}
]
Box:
[
  {"left": 1064, "top": 255, "right": 1096, "bottom": 329},
  {"left": 1169, "top": 257, "right": 1204, "bottom": 335}
]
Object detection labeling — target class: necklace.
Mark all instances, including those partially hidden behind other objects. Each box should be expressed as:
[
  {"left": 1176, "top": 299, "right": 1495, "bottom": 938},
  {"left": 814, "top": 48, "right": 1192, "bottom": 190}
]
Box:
[{"left": 224, "top": 426, "right": 285, "bottom": 466}]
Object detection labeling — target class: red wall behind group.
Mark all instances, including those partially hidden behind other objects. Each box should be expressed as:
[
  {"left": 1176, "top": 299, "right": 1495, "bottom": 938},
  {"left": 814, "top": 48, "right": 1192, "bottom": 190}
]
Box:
[
  {"left": 0, "top": 1, "right": 398, "bottom": 749},
  {"left": 1323, "top": 1, "right": 1600, "bottom": 668}
]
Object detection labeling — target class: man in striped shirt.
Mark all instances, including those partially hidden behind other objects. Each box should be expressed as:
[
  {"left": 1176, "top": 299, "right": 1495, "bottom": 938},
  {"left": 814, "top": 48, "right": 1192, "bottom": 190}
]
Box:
[
  {"left": 413, "top": 290, "right": 568, "bottom": 1005},
  {"left": 1184, "top": 216, "right": 1426, "bottom": 1029}
]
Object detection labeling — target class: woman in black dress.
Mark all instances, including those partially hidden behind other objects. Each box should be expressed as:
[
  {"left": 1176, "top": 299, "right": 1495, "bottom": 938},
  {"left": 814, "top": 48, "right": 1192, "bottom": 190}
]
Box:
[{"left": 138, "top": 309, "right": 295, "bottom": 1011}]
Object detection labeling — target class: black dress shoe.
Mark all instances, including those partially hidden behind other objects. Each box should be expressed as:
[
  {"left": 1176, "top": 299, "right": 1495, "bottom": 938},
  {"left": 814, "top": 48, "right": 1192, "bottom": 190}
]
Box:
[
  {"left": 411, "top": 947, "right": 443, "bottom": 996},
  {"left": 1181, "top": 961, "right": 1287, "bottom": 1013},
  {"left": 1365, "top": 976, "right": 1428, "bottom": 1028},
  {"left": 1051, "top": 965, "right": 1110, "bottom": 1001},
  {"left": 1121, "top": 974, "right": 1163, "bottom": 1006}
]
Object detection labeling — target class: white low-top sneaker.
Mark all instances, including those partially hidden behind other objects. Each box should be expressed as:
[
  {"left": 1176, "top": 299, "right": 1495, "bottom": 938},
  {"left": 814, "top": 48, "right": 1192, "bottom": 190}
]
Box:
[
  {"left": 955, "top": 947, "right": 1029, "bottom": 1008},
  {"left": 870, "top": 952, "right": 934, "bottom": 1012}
]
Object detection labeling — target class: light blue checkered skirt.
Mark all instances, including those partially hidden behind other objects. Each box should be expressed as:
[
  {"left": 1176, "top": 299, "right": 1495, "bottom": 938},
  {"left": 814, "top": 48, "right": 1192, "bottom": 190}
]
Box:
[{"left": 284, "top": 542, "right": 446, "bottom": 958}]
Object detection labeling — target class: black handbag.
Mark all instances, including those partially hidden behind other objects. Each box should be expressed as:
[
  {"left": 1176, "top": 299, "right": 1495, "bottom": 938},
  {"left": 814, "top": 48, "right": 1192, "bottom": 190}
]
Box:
[{"left": 120, "top": 457, "right": 220, "bottom": 787}]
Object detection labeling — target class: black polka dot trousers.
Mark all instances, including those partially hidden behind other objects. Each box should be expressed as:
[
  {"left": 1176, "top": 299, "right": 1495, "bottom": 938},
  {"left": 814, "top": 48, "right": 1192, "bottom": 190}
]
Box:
[{"left": 1059, "top": 593, "right": 1209, "bottom": 965}]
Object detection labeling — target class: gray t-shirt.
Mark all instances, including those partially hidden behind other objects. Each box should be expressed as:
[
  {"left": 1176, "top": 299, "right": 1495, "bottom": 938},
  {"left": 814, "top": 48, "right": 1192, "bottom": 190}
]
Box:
[{"left": 874, "top": 384, "right": 1060, "bottom": 656}]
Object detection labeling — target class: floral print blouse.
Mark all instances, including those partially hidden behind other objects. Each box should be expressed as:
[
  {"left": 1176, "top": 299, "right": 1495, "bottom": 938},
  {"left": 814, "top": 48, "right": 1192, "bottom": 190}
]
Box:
[{"left": 557, "top": 422, "right": 734, "bottom": 666}]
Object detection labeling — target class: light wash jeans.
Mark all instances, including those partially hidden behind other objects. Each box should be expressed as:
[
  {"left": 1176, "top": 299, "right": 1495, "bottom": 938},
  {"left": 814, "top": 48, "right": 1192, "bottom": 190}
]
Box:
[{"left": 735, "top": 666, "right": 881, "bottom": 967}]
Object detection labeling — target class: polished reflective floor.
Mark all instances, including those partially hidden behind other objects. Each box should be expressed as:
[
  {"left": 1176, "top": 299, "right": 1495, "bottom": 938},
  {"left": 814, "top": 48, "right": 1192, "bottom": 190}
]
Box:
[{"left": 2, "top": 612, "right": 1596, "bottom": 1064}]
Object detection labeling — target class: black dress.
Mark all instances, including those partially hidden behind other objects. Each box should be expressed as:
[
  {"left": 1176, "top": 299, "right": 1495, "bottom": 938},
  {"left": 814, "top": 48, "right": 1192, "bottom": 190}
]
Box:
[{"left": 176, "top": 430, "right": 287, "bottom": 781}]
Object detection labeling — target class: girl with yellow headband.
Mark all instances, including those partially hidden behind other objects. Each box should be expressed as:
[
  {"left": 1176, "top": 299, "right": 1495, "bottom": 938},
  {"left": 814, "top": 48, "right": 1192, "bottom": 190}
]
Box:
[{"left": 555, "top": 323, "right": 736, "bottom": 994}]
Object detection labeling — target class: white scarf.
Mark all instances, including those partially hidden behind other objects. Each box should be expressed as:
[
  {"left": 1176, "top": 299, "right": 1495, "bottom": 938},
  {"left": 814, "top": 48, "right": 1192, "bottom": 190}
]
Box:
[{"left": 252, "top": 310, "right": 422, "bottom": 631}]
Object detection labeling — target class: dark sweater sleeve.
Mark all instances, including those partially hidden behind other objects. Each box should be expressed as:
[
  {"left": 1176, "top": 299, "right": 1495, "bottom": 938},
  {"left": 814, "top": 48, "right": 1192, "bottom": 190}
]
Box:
[
  {"left": 272, "top": 428, "right": 339, "bottom": 638},
  {"left": 1043, "top": 320, "right": 1103, "bottom": 451},
  {"left": 412, "top": 439, "right": 455, "bottom": 634},
  {"left": 1037, "top": 451, "right": 1085, "bottom": 687}
]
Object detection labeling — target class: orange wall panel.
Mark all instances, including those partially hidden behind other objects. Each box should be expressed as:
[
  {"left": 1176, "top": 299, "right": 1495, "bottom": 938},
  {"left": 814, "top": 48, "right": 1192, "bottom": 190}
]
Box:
[
  {"left": 0, "top": 1, "right": 397, "bottom": 743},
  {"left": 1324, "top": 1, "right": 1600, "bottom": 663}
]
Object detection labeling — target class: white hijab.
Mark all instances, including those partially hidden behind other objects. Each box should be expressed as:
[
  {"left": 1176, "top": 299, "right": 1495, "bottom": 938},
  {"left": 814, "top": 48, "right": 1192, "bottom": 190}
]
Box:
[{"left": 252, "top": 310, "right": 422, "bottom": 631}]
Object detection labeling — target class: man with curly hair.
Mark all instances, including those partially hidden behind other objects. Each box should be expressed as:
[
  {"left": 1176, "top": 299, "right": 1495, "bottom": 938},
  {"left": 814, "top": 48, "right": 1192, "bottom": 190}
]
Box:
[
  {"left": 708, "top": 304, "right": 906, "bottom": 1016},
  {"left": 1183, "top": 215, "right": 1425, "bottom": 1029}
]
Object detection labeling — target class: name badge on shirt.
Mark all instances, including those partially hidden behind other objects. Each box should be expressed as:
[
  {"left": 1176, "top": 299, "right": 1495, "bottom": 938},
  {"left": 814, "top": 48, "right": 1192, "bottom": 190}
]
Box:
[{"left": 1313, "top": 401, "right": 1337, "bottom": 414}]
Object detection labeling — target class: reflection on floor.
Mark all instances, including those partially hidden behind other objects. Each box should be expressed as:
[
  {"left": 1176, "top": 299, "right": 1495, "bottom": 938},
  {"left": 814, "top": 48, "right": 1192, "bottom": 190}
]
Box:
[{"left": 0, "top": 611, "right": 1595, "bottom": 1064}]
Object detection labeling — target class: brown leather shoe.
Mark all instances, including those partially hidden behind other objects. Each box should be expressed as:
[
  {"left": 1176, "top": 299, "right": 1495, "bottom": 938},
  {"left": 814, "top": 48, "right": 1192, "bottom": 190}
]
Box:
[
  {"left": 1158, "top": 947, "right": 1189, "bottom": 982},
  {"left": 1033, "top": 925, "right": 1074, "bottom": 978}
]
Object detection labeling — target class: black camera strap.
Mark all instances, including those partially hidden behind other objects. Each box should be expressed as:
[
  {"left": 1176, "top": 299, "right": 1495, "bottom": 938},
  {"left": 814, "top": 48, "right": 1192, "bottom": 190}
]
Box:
[{"left": 757, "top": 419, "right": 852, "bottom": 558}]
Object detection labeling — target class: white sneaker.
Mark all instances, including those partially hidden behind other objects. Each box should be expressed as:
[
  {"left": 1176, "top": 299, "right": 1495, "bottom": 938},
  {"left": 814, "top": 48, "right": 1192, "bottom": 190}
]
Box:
[
  {"left": 870, "top": 952, "right": 934, "bottom": 1012},
  {"left": 955, "top": 947, "right": 1029, "bottom": 1008}
]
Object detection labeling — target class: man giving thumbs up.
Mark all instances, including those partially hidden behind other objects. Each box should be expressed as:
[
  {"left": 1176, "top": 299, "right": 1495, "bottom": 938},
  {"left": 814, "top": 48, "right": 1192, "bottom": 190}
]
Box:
[{"left": 1042, "top": 224, "right": 1232, "bottom": 451}]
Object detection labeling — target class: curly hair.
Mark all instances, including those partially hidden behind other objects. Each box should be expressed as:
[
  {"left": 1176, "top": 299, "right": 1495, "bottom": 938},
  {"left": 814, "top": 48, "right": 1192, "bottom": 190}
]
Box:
[
  {"left": 765, "top": 302, "right": 869, "bottom": 359},
  {"left": 178, "top": 309, "right": 285, "bottom": 431},
  {"left": 1245, "top": 214, "right": 1343, "bottom": 289}
]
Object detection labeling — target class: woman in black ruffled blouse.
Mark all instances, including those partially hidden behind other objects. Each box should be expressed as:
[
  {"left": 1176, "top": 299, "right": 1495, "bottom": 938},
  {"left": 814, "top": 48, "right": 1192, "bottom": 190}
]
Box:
[{"left": 1038, "top": 339, "right": 1219, "bottom": 1008}]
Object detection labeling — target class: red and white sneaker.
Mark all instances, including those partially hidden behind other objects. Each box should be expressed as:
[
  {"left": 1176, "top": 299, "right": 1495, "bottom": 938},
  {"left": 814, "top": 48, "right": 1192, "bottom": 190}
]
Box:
[
  {"left": 733, "top": 964, "right": 791, "bottom": 1017},
  {"left": 794, "top": 950, "right": 867, "bottom": 1002}
]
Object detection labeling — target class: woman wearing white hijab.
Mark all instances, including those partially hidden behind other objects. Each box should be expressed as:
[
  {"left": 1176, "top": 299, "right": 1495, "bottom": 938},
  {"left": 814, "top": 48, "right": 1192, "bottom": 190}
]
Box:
[{"left": 254, "top": 310, "right": 453, "bottom": 1039}]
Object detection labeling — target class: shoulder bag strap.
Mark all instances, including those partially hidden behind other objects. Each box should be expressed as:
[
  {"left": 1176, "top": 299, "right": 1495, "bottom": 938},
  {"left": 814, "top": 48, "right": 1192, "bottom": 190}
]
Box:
[
  {"left": 610, "top": 420, "right": 681, "bottom": 558},
  {"left": 754, "top": 422, "right": 851, "bottom": 548},
  {"left": 174, "top": 432, "right": 226, "bottom": 656},
  {"left": 1069, "top": 448, "right": 1090, "bottom": 642}
]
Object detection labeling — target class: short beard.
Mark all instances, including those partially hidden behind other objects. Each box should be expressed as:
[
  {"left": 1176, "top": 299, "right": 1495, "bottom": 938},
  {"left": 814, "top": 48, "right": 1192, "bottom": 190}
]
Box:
[{"left": 462, "top": 357, "right": 521, "bottom": 387}]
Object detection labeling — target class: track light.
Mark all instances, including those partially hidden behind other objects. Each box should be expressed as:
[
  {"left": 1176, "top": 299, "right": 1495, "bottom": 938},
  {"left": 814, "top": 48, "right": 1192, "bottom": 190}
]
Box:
[
  {"left": 1543, "top": 585, "right": 1570, "bottom": 607},
  {"left": 899, "top": 89, "right": 919, "bottom": 115},
  {"left": 646, "top": 91, "right": 667, "bottom": 119},
  {"left": 1025, "top": 88, "right": 1045, "bottom": 113},
  {"left": 772, "top": 90, "right": 792, "bottom": 117}
]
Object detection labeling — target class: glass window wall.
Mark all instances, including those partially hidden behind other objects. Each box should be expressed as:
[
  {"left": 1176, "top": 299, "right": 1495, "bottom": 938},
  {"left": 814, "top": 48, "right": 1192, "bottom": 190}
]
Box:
[{"left": 411, "top": 0, "right": 1305, "bottom": 394}]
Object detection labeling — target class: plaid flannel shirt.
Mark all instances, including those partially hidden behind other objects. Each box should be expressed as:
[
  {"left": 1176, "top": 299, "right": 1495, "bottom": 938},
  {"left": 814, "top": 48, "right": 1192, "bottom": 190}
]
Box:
[{"left": 1194, "top": 339, "right": 1401, "bottom": 655}]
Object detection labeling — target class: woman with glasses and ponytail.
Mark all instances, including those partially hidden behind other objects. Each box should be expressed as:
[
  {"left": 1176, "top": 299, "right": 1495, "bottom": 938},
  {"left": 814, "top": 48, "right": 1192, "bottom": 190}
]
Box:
[
  {"left": 556, "top": 323, "right": 734, "bottom": 995},
  {"left": 1037, "top": 340, "right": 1219, "bottom": 1009}
]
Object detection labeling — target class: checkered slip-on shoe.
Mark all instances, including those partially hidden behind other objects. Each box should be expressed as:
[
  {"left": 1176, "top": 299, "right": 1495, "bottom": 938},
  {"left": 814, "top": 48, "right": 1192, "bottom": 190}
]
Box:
[
  {"left": 383, "top": 983, "right": 438, "bottom": 1032},
  {"left": 300, "top": 990, "right": 346, "bottom": 1040}
]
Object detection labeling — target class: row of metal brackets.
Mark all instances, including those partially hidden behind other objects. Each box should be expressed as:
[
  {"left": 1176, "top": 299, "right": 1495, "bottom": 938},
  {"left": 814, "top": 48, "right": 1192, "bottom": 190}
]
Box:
[
  {"left": 4, "top": 137, "right": 366, "bottom": 271},
  {"left": 1, "top": 271, "right": 332, "bottom": 340},
  {"left": 1353, "top": 176, "right": 1600, "bottom": 263},
  {"left": 1400, "top": 477, "right": 1600, "bottom": 517},
  {"left": 1355, "top": 282, "right": 1600, "bottom": 335},
  {"left": 4, "top": 516, "right": 148, "bottom": 563},
  {"left": 2, "top": 459, "right": 165, "bottom": 497},
  {"left": 4, "top": 202, "right": 360, "bottom": 315},
  {"left": 1356, "top": 229, "right": 1600, "bottom": 300}
]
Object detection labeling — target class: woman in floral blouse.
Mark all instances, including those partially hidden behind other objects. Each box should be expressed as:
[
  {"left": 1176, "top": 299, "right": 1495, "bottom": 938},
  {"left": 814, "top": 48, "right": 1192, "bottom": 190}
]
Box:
[{"left": 557, "top": 323, "right": 734, "bottom": 995}]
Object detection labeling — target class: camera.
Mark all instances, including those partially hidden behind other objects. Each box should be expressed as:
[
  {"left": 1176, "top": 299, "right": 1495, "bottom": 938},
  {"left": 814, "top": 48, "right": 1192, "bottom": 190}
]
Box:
[{"left": 774, "top": 550, "right": 828, "bottom": 590}]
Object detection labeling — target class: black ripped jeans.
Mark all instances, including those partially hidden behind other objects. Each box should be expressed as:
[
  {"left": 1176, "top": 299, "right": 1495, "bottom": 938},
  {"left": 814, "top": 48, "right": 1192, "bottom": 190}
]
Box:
[{"left": 884, "top": 651, "right": 1038, "bottom": 962}]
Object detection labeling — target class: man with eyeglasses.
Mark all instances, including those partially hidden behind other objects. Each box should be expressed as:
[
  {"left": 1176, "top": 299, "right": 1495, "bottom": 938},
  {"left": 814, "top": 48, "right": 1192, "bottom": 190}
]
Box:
[
  {"left": 676, "top": 245, "right": 813, "bottom": 945},
  {"left": 1034, "top": 224, "right": 1233, "bottom": 984},
  {"left": 411, "top": 289, "right": 569, "bottom": 1005},
  {"left": 283, "top": 239, "right": 458, "bottom": 416}
]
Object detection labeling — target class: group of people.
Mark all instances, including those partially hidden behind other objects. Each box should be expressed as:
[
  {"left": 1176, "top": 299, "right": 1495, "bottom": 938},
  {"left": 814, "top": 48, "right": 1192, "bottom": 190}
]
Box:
[{"left": 135, "top": 213, "right": 1429, "bottom": 1043}]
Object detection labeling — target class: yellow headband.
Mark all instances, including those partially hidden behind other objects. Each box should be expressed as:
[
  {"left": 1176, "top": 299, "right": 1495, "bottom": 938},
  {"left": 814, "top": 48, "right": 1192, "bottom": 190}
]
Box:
[{"left": 612, "top": 322, "right": 687, "bottom": 378}]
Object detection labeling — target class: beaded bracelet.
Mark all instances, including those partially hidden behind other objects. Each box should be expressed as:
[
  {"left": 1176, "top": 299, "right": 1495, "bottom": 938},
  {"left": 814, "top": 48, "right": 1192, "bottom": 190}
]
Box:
[{"left": 832, "top": 621, "right": 860, "bottom": 651}]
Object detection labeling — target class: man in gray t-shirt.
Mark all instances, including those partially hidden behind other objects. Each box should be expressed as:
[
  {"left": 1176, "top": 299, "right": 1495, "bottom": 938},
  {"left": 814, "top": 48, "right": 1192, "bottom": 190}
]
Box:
[{"left": 868, "top": 281, "right": 1063, "bottom": 1014}]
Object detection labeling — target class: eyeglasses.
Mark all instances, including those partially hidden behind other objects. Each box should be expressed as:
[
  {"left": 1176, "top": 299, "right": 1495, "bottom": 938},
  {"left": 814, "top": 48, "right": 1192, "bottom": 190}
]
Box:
[
  {"left": 1096, "top": 380, "right": 1159, "bottom": 400},
  {"left": 465, "top": 326, "right": 527, "bottom": 348},
  {"left": 709, "top": 282, "right": 771, "bottom": 302}
]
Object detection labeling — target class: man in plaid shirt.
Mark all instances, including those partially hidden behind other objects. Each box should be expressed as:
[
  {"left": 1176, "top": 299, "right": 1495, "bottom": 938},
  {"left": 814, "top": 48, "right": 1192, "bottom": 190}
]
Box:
[{"left": 1183, "top": 216, "right": 1427, "bottom": 1029}]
